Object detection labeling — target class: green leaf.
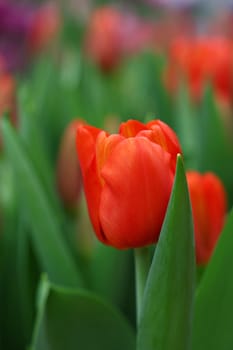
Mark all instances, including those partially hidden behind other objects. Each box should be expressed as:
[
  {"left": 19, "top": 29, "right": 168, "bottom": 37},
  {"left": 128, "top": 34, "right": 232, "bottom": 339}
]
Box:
[
  {"left": 174, "top": 82, "right": 198, "bottom": 168},
  {"left": 118, "top": 52, "right": 171, "bottom": 122},
  {"left": 0, "top": 210, "right": 27, "bottom": 350},
  {"left": 16, "top": 216, "right": 39, "bottom": 345},
  {"left": 137, "top": 155, "right": 195, "bottom": 350},
  {"left": 197, "top": 86, "right": 233, "bottom": 204},
  {"left": 1, "top": 119, "right": 84, "bottom": 288},
  {"left": 192, "top": 209, "right": 233, "bottom": 350},
  {"left": 89, "top": 242, "right": 132, "bottom": 306},
  {"left": 31, "top": 278, "right": 136, "bottom": 350}
]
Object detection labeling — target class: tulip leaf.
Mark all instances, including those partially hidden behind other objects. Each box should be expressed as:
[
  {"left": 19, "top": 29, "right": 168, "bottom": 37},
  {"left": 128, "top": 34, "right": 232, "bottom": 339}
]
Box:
[
  {"left": 137, "top": 155, "right": 195, "bottom": 350},
  {"left": 30, "top": 277, "right": 136, "bottom": 350},
  {"left": 19, "top": 86, "right": 61, "bottom": 214},
  {"left": 197, "top": 86, "right": 233, "bottom": 204},
  {"left": 0, "top": 210, "right": 30, "bottom": 349},
  {"left": 1, "top": 119, "right": 84, "bottom": 288},
  {"left": 192, "top": 209, "right": 233, "bottom": 350},
  {"left": 174, "top": 82, "right": 198, "bottom": 168},
  {"left": 89, "top": 243, "right": 133, "bottom": 307}
]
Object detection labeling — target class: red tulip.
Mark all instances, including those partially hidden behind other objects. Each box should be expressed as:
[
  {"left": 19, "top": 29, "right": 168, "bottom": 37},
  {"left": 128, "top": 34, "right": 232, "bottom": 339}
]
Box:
[
  {"left": 57, "top": 120, "right": 83, "bottom": 208},
  {"left": 76, "top": 119, "right": 182, "bottom": 249},
  {"left": 186, "top": 171, "right": 227, "bottom": 265},
  {"left": 166, "top": 37, "right": 233, "bottom": 104}
]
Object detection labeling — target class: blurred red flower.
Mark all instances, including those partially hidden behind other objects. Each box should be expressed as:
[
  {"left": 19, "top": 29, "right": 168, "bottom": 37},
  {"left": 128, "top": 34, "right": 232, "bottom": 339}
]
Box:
[
  {"left": 187, "top": 171, "right": 227, "bottom": 265},
  {"left": 166, "top": 37, "right": 233, "bottom": 104},
  {"left": 27, "top": 3, "right": 61, "bottom": 55},
  {"left": 84, "top": 6, "right": 154, "bottom": 71},
  {"left": 57, "top": 120, "right": 83, "bottom": 208}
]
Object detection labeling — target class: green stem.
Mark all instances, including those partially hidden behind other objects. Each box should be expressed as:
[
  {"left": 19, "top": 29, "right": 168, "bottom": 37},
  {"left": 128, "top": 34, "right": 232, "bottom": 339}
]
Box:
[{"left": 134, "top": 247, "right": 151, "bottom": 326}]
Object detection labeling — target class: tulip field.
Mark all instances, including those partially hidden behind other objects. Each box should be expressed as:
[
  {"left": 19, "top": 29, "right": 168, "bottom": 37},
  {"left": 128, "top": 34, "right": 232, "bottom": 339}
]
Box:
[{"left": 1, "top": 1, "right": 233, "bottom": 350}]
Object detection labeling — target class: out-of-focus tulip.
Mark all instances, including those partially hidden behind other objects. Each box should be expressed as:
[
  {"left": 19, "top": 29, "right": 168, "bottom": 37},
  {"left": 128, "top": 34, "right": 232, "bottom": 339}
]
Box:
[
  {"left": 0, "top": 59, "right": 17, "bottom": 136},
  {"left": 186, "top": 171, "right": 227, "bottom": 265},
  {"left": 151, "top": 11, "right": 195, "bottom": 51},
  {"left": 57, "top": 120, "right": 83, "bottom": 208},
  {"left": 76, "top": 119, "right": 182, "bottom": 249},
  {"left": 166, "top": 37, "right": 233, "bottom": 104},
  {"left": 27, "top": 3, "right": 61, "bottom": 55},
  {"left": 84, "top": 7, "right": 154, "bottom": 71}
]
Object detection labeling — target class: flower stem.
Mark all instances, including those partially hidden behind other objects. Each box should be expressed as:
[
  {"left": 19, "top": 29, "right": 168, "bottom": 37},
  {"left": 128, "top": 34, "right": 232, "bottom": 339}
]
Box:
[{"left": 134, "top": 247, "right": 151, "bottom": 326}]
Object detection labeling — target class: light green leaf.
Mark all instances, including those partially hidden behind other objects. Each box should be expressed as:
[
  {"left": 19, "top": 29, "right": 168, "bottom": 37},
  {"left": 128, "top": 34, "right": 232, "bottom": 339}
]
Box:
[
  {"left": 137, "top": 155, "right": 195, "bottom": 350},
  {"left": 1, "top": 119, "right": 84, "bottom": 288},
  {"left": 174, "top": 82, "right": 198, "bottom": 168}
]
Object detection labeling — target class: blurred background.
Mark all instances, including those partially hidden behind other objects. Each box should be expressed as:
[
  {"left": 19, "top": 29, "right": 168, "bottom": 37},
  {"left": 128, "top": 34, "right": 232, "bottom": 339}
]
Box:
[{"left": 1, "top": 0, "right": 233, "bottom": 349}]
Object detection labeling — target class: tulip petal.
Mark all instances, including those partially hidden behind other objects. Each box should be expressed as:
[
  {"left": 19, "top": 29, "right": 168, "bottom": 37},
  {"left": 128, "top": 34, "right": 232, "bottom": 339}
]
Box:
[
  {"left": 146, "top": 120, "right": 182, "bottom": 172},
  {"left": 96, "top": 131, "right": 124, "bottom": 185},
  {"left": 119, "top": 119, "right": 147, "bottom": 137},
  {"left": 76, "top": 125, "right": 105, "bottom": 242},
  {"left": 76, "top": 126, "right": 124, "bottom": 244},
  {"left": 99, "top": 137, "right": 173, "bottom": 248},
  {"left": 76, "top": 125, "right": 102, "bottom": 172},
  {"left": 147, "top": 120, "right": 182, "bottom": 153}
]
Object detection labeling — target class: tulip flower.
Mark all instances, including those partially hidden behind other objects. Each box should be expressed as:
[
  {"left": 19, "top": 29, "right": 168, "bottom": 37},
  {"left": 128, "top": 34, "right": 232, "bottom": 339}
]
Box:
[
  {"left": 76, "top": 119, "right": 182, "bottom": 249},
  {"left": 166, "top": 37, "right": 233, "bottom": 104},
  {"left": 186, "top": 171, "right": 227, "bottom": 265},
  {"left": 56, "top": 120, "right": 83, "bottom": 208}
]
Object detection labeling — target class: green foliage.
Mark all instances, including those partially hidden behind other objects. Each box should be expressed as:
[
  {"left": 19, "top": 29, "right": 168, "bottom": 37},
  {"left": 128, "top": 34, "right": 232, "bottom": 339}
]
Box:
[
  {"left": 30, "top": 277, "right": 136, "bottom": 350},
  {"left": 137, "top": 156, "right": 195, "bottom": 350},
  {"left": 192, "top": 209, "right": 233, "bottom": 350},
  {"left": 1, "top": 119, "right": 84, "bottom": 288}
]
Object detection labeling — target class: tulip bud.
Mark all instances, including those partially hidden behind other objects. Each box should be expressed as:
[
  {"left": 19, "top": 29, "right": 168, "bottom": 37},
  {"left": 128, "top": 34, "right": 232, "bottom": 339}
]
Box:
[
  {"left": 186, "top": 171, "right": 227, "bottom": 265},
  {"left": 56, "top": 120, "right": 83, "bottom": 208},
  {"left": 76, "top": 119, "right": 182, "bottom": 249}
]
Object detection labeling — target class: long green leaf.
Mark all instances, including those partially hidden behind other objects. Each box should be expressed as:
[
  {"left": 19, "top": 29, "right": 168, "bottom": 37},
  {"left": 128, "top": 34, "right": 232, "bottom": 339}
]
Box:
[
  {"left": 137, "top": 155, "right": 195, "bottom": 350},
  {"left": 31, "top": 277, "right": 136, "bottom": 350},
  {"left": 174, "top": 82, "right": 198, "bottom": 168},
  {"left": 16, "top": 215, "right": 39, "bottom": 346},
  {"left": 1, "top": 119, "right": 84, "bottom": 288},
  {"left": 197, "top": 86, "right": 233, "bottom": 205},
  {"left": 192, "top": 209, "right": 233, "bottom": 350}
]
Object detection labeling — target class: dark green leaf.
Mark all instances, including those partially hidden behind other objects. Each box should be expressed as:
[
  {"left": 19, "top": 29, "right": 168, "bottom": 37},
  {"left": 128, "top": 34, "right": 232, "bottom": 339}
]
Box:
[
  {"left": 192, "top": 209, "right": 233, "bottom": 350},
  {"left": 137, "top": 155, "right": 195, "bottom": 350},
  {"left": 31, "top": 277, "right": 136, "bottom": 350},
  {"left": 197, "top": 86, "right": 233, "bottom": 205},
  {"left": 89, "top": 242, "right": 132, "bottom": 306}
]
